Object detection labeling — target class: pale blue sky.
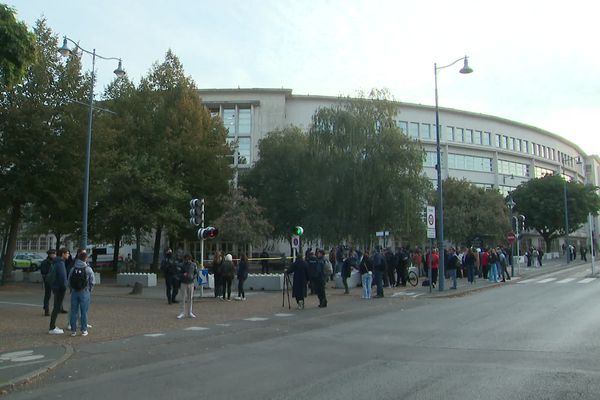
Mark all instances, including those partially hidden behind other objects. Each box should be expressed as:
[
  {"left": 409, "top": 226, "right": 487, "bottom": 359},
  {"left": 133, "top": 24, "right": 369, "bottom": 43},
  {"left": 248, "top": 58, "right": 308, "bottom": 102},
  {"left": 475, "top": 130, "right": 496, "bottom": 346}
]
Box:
[{"left": 9, "top": 0, "right": 600, "bottom": 156}]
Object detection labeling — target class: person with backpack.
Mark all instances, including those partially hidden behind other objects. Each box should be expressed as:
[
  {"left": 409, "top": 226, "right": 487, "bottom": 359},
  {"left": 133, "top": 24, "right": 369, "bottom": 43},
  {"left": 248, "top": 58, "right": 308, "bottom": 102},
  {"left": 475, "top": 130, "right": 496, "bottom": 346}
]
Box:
[
  {"left": 221, "top": 254, "right": 235, "bottom": 301},
  {"left": 40, "top": 249, "right": 56, "bottom": 316},
  {"left": 48, "top": 248, "right": 70, "bottom": 335},
  {"left": 68, "top": 250, "right": 95, "bottom": 336},
  {"left": 160, "top": 248, "right": 180, "bottom": 304},
  {"left": 177, "top": 254, "right": 198, "bottom": 319},
  {"left": 236, "top": 254, "right": 249, "bottom": 301}
]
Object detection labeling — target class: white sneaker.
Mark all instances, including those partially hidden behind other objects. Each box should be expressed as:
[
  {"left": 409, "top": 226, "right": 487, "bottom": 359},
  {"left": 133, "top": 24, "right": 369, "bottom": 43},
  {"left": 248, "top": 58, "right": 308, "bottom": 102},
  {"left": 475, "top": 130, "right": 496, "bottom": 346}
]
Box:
[
  {"left": 87, "top": 324, "right": 92, "bottom": 328},
  {"left": 49, "top": 327, "right": 64, "bottom": 335},
  {"left": 81, "top": 331, "right": 88, "bottom": 336},
  {"left": 70, "top": 331, "right": 77, "bottom": 337},
  {"left": 189, "top": 313, "right": 196, "bottom": 318},
  {"left": 66, "top": 324, "right": 71, "bottom": 331},
  {"left": 242, "top": 297, "right": 246, "bottom": 301},
  {"left": 177, "top": 313, "right": 185, "bottom": 319},
  {"left": 234, "top": 296, "right": 241, "bottom": 301}
]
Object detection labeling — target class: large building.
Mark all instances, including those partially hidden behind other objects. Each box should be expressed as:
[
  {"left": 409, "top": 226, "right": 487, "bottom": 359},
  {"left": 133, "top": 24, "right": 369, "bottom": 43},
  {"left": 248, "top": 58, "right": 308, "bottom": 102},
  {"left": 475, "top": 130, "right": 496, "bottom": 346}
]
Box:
[{"left": 200, "top": 88, "right": 600, "bottom": 252}]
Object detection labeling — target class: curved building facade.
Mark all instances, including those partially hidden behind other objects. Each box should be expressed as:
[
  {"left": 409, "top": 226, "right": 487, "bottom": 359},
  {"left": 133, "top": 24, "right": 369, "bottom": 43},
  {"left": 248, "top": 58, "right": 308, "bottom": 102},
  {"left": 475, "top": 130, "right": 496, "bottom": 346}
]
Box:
[{"left": 199, "top": 88, "right": 600, "bottom": 252}]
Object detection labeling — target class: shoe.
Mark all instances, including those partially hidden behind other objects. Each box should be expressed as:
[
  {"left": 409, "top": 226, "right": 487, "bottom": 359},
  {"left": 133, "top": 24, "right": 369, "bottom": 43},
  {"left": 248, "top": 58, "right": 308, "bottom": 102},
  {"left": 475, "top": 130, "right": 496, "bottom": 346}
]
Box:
[
  {"left": 60, "top": 310, "right": 68, "bottom": 314},
  {"left": 171, "top": 300, "right": 179, "bottom": 304},
  {"left": 450, "top": 287, "right": 457, "bottom": 290},
  {"left": 234, "top": 296, "right": 241, "bottom": 300},
  {"left": 242, "top": 297, "right": 246, "bottom": 301},
  {"left": 70, "top": 331, "right": 77, "bottom": 337},
  {"left": 67, "top": 324, "right": 71, "bottom": 331},
  {"left": 49, "top": 327, "right": 64, "bottom": 335},
  {"left": 227, "top": 299, "right": 231, "bottom": 302},
  {"left": 177, "top": 313, "right": 185, "bottom": 319},
  {"left": 87, "top": 324, "right": 92, "bottom": 328},
  {"left": 189, "top": 313, "right": 196, "bottom": 318},
  {"left": 81, "top": 331, "right": 88, "bottom": 336},
  {"left": 299, "top": 300, "right": 304, "bottom": 309}
]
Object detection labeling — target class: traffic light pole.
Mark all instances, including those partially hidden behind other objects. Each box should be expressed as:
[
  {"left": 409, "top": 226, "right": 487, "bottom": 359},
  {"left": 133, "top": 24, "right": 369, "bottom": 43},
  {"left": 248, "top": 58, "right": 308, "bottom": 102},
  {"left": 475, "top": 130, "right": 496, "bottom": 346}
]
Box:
[{"left": 200, "top": 199, "right": 205, "bottom": 268}]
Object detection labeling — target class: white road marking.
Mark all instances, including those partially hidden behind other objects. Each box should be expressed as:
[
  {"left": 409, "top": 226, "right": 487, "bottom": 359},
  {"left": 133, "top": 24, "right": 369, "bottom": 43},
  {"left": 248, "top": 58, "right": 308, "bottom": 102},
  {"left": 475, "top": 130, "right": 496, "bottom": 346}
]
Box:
[
  {"left": 274, "top": 313, "right": 294, "bottom": 317},
  {"left": 10, "top": 355, "right": 45, "bottom": 362},
  {"left": 144, "top": 333, "right": 165, "bottom": 337},
  {"left": 557, "top": 278, "right": 576, "bottom": 283},
  {"left": 0, "top": 301, "right": 39, "bottom": 307},
  {"left": 244, "top": 317, "right": 269, "bottom": 322},
  {"left": 537, "top": 278, "right": 557, "bottom": 283},
  {"left": 215, "top": 323, "right": 231, "bottom": 327},
  {"left": 185, "top": 327, "right": 209, "bottom": 331},
  {"left": 578, "top": 278, "right": 596, "bottom": 284},
  {"left": 518, "top": 279, "right": 537, "bottom": 284},
  {"left": 0, "top": 350, "right": 34, "bottom": 360}
]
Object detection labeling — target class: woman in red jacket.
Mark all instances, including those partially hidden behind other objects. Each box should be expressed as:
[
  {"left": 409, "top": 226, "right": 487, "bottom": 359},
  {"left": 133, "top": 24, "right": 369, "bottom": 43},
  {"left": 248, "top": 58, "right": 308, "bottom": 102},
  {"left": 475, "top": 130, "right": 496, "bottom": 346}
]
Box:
[{"left": 431, "top": 249, "right": 440, "bottom": 288}]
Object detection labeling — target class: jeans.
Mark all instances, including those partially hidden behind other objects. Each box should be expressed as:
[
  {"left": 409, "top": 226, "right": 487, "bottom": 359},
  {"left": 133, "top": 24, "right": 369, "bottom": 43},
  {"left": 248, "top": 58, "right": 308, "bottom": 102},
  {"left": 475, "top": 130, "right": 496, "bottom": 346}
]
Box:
[
  {"left": 223, "top": 277, "right": 233, "bottom": 300},
  {"left": 361, "top": 273, "right": 373, "bottom": 298},
  {"left": 373, "top": 270, "right": 384, "bottom": 296},
  {"left": 181, "top": 283, "right": 194, "bottom": 316},
  {"left": 467, "top": 265, "right": 475, "bottom": 283},
  {"left": 42, "top": 276, "right": 52, "bottom": 312},
  {"left": 49, "top": 287, "right": 66, "bottom": 330},
  {"left": 489, "top": 263, "right": 499, "bottom": 282},
  {"left": 448, "top": 269, "right": 457, "bottom": 288},
  {"left": 69, "top": 289, "right": 90, "bottom": 333},
  {"left": 165, "top": 275, "right": 179, "bottom": 303},
  {"left": 237, "top": 278, "right": 246, "bottom": 298}
]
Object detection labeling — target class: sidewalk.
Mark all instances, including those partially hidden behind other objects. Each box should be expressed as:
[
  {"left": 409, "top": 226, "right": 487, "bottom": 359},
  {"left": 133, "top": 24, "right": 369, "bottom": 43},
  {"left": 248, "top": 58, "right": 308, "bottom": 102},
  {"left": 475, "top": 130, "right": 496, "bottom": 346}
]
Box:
[{"left": 0, "top": 258, "right": 589, "bottom": 393}]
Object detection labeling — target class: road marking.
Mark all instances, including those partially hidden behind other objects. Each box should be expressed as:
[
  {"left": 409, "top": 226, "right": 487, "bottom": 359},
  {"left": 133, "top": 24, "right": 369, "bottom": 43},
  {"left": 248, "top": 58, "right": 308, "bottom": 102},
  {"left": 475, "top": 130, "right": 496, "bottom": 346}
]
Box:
[
  {"left": 215, "top": 323, "right": 231, "bottom": 327},
  {"left": 557, "top": 278, "right": 576, "bottom": 283},
  {"left": 537, "top": 278, "right": 557, "bottom": 283},
  {"left": 577, "top": 278, "right": 596, "bottom": 284},
  {"left": 144, "top": 333, "right": 165, "bottom": 337},
  {"left": 0, "top": 301, "right": 39, "bottom": 307},
  {"left": 244, "top": 317, "right": 269, "bottom": 322},
  {"left": 274, "top": 313, "right": 294, "bottom": 317},
  {"left": 0, "top": 350, "right": 34, "bottom": 360},
  {"left": 185, "top": 327, "right": 209, "bottom": 331},
  {"left": 517, "top": 279, "right": 536, "bottom": 284},
  {"left": 9, "top": 355, "right": 45, "bottom": 362}
]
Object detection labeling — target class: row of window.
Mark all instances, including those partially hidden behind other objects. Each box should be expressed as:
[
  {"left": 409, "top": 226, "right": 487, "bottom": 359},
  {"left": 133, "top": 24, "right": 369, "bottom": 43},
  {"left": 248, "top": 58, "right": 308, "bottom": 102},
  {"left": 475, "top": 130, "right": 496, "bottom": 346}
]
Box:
[
  {"left": 210, "top": 106, "right": 253, "bottom": 166},
  {"left": 16, "top": 236, "right": 52, "bottom": 252},
  {"left": 399, "top": 121, "right": 578, "bottom": 167},
  {"left": 425, "top": 152, "right": 532, "bottom": 177}
]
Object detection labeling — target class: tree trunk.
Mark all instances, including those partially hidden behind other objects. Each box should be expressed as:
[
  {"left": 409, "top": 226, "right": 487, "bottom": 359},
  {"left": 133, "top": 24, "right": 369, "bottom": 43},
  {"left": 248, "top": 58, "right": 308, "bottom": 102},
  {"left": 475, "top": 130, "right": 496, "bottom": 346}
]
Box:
[
  {"left": 1, "top": 203, "right": 22, "bottom": 284},
  {"left": 134, "top": 227, "right": 141, "bottom": 270},
  {"left": 113, "top": 236, "right": 121, "bottom": 273},
  {"left": 54, "top": 232, "right": 62, "bottom": 252},
  {"left": 151, "top": 225, "right": 162, "bottom": 272}
]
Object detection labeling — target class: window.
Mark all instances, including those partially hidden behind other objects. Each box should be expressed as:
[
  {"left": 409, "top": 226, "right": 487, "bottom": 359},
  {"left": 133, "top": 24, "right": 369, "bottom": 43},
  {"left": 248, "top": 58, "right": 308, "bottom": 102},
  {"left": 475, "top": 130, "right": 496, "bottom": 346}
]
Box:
[
  {"left": 421, "top": 123, "right": 431, "bottom": 140},
  {"left": 509, "top": 137, "right": 515, "bottom": 151},
  {"left": 503, "top": 136, "right": 509, "bottom": 149},
  {"left": 238, "top": 108, "right": 251, "bottom": 134},
  {"left": 465, "top": 129, "right": 473, "bottom": 143},
  {"left": 495, "top": 134, "right": 501, "bottom": 147},
  {"left": 483, "top": 132, "right": 491, "bottom": 146},
  {"left": 409, "top": 122, "right": 419, "bottom": 138},
  {"left": 532, "top": 143, "right": 538, "bottom": 156},
  {"left": 551, "top": 149, "right": 556, "bottom": 161},
  {"left": 398, "top": 121, "right": 408, "bottom": 135},
  {"left": 474, "top": 130, "right": 482, "bottom": 145},
  {"left": 523, "top": 140, "right": 529, "bottom": 154},
  {"left": 537, "top": 144, "right": 541, "bottom": 157},
  {"left": 222, "top": 109, "right": 236, "bottom": 136},
  {"left": 535, "top": 166, "right": 556, "bottom": 178},
  {"left": 455, "top": 128, "right": 464, "bottom": 142},
  {"left": 237, "top": 137, "right": 251, "bottom": 165},
  {"left": 497, "top": 160, "right": 529, "bottom": 177},
  {"left": 447, "top": 153, "right": 493, "bottom": 172},
  {"left": 516, "top": 139, "right": 522, "bottom": 153},
  {"left": 424, "top": 151, "right": 438, "bottom": 167},
  {"left": 446, "top": 126, "right": 455, "bottom": 142}
]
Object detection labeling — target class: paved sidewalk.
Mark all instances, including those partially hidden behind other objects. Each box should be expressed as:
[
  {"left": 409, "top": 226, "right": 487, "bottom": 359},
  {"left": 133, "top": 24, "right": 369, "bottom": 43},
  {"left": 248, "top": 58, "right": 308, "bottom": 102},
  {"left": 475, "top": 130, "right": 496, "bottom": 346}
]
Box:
[{"left": 0, "top": 257, "right": 590, "bottom": 393}]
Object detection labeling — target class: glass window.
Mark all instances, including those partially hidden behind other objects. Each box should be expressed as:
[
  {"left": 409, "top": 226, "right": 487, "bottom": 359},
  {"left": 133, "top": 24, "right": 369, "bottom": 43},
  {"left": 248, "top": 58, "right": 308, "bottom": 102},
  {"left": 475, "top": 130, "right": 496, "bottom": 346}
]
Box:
[
  {"left": 551, "top": 149, "right": 556, "bottom": 161},
  {"left": 238, "top": 108, "right": 251, "bottom": 134},
  {"left": 532, "top": 143, "right": 537, "bottom": 156},
  {"left": 516, "top": 139, "right": 522, "bottom": 153},
  {"left": 225, "top": 137, "right": 236, "bottom": 164},
  {"left": 223, "top": 109, "right": 236, "bottom": 136},
  {"left": 503, "top": 136, "right": 509, "bottom": 149},
  {"left": 421, "top": 123, "right": 431, "bottom": 140},
  {"left": 424, "top": 151, "right": 438, "bottom": 167},
  {"left": 237, "top": 137, "right": 251, "bottom": 165},
  {"left": 497, "top": 160, "right": 529, "bottom": 177},
  {"left": 465, "top": 129, "right": 473, "bottom": 143},
  {"left": 535, "top": 166, "right": 556, "bottom": 178},
  {"left": 510, "top": 137, "right": 515, "bottom": 151},
  {"left": 209, "top": 107, "right": 220, "bottom": 118},
  {"left": 495, "top": 134, "right": 501, "bottom": 147},
  {"left": 446, "top": 126, "right": 455, "bottom": 142},
  {"left": 447, "top": 153, "right": 492, "bottom": 172},
  {"left": 409, "top": 122, "right": 419, "bottom": 138},
  {"left": 455, "top": 128, "right": 464, "bottom": 142},
  {"left": 483, "top": 132, "right": 491, "bottom": 146},
  {"left": 523, "top": 140, "right": 528, "bottom": 154},
  {"left": 474, "top": 130, "right": 482, "bottom": 145}
]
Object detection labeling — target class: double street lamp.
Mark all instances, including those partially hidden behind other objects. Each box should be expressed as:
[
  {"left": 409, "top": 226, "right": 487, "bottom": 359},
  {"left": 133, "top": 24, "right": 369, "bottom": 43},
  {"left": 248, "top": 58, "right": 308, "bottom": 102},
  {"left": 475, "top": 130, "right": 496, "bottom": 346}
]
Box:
[
  {"left": 58, "top": 37, "right": 125, "bottom": 250},
  {"left": 434, "top": 55, "right": 473, "bottom": 291}
]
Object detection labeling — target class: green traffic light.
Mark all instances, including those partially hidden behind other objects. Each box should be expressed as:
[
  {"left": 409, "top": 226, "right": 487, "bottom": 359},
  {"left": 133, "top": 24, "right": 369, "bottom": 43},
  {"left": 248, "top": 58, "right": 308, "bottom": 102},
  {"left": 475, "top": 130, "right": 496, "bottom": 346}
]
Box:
[{"left": 292, "top": 226, "right": 304, "bottom": 236}]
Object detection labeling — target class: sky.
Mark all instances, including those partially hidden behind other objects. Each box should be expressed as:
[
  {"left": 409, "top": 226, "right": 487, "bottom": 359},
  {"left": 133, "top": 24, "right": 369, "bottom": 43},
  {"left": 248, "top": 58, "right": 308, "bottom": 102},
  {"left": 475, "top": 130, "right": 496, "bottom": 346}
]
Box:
[{"left": 9, "top": 0, "right": 600, "bottom": 156}]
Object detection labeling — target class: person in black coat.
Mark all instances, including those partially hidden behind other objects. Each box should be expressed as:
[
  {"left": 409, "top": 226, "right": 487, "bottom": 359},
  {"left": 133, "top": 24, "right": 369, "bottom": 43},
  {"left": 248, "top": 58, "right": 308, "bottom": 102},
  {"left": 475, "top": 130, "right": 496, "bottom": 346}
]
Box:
[{"left": 287, "top": 255, "right": 309, "bottom": 309}]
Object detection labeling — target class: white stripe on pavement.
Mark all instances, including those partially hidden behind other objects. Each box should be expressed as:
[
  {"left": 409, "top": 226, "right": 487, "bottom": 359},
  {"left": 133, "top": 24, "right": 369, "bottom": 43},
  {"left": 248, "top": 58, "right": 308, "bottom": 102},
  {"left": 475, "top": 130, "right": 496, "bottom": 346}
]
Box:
[
  {"left": 144, "top": 333, "right": 165, "bottom": 337},
  {"left": 518, "top": 279, "right": 537, "bottom": 284},
  {"left": 536, "top": 278, "right": 557, "bottom": 283},
  {"left": 274, "top": 313, "right": 294, "bottom": 317},
  {"left": 557, "top": 278, "right": 576, "bottom": 283},
  {"left": 244, "top": 317, "right": 269, "bottom": 322},
  {"left": 185, "top": 327, "right": 209, "bottom": 331},
  {"left": 577, "top": 278, "right": 596, "bottom": 284}
]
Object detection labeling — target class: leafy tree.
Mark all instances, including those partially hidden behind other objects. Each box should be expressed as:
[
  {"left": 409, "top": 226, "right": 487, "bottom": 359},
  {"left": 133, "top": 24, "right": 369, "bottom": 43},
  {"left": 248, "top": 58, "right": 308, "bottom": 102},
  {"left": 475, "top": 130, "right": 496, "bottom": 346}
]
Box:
[
  {"left": 440, "top": 178, "right": 510, "bottom": 247},
  {"left": 0, "top": 4, "right": 36, "bottom": 88},
  {"left": 511, "top": 174, "right": 600, "bottom": 251},
  {"left": 212, "top": 189, "right": 273, "bottom": 248}
]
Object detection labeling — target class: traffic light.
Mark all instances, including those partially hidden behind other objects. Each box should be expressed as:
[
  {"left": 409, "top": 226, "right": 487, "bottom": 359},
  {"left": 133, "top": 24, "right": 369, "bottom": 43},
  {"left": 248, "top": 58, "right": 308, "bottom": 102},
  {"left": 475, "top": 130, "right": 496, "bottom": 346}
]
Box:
[
  {"left": 189, "top": 198, "right": 204, "bottom": 226},
  {"left": 291, "top": 226, "right": 304, "bottom": 236},
  {"left": 198, "top": 226, "right": 219, "bottom": 240}
]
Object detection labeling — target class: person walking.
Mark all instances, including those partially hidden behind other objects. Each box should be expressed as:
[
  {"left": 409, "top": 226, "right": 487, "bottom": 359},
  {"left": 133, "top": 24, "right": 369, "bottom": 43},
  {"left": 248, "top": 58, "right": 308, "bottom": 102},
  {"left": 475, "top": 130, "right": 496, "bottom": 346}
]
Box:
[
  {"left": 221, "top": 254, "right": 235, "bottom": 301},
  {"left": 341, "top": 252, "right": 354, "bottom": 294},
  {"left": 236, "top": 254, "right": 249, "bottom": 300},
  {"left": 359, "top": 250, "right": 373, "bottom": 299},
  {"left": 178, "top": 254, "right": 198, "bottom": 318},
  {"left": 287, "top": 254, "right": 309, "bottom": 309},
  {"left": 68, "top": 251, "right": 95, "bottom": 336},
  {"left": 307, "top": 250, "right": 327, "bottom": 307},
  {"left": 40, "top": 249, "right": 56, "bottom": 316},
  {"left": 48, "top": 248, "right": 70, "bottom": 335},
  {"left": 160, "top": 248, "right": 180, "bottom": 304}
]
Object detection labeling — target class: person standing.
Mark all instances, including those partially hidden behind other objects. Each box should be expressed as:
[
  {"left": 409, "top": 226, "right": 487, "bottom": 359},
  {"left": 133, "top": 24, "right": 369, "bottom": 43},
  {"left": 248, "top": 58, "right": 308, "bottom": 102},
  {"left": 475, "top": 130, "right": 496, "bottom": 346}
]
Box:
[
  {"left": 430, "top": 249, "right": 440, "bottom": 288},
  {"left": 68, "top": 251, "right": 95, "bottom": 336},
  {"left": 315, "top": 250, "right": 328, "bottom": 307},
  {"left": 160, "top": 248, "right": 180, "bottom": 304},
  {"left": 465, "top": 247, "right": 477, "bottom": 284},
  {"left": 212, "top": 252, "right": 224, "bottom": 298},
  {"left": 178, "top": 254, "right": 198, "bottom": 319},
  {"left": 48, "top": 248, "right": 69, "bottom": 335},
  {"left": 480, "top": 248, "right": 490, "bottom": 280},
  {"left": 371, "top": 247, "right": 386, "bottom": 297},
  {"left": 307, "top": 250, "right": 327, "bottom": 307},
  {"left": 488, "top": 248, "right": 499, "bottom": 282},
  {"left": 341, "top": 252, "right": 353, "bottom": 294},
  {"left": 581, "top": 245, "right": 588, "bottom": 262},
  {"left": 446, "top": 248, "right": 459, "bottom": 289},
  {"left": 124, "top": 253, "right": 135, "bottom": 272},
  {"left": 359, "top": 250, "right": 373, "bottom": 299},
  {"left": 40, "top": 249, "right": 56, "bottom": 316},
  {"left": 260, "top": 249, "right": 269, "bottom": 274},
  {"left": 287, "top": 254, "right": 309, "bottom": 309},
  {"left": 236, "top": 254, "right": 249, "bottom": 300},
  {"left": 221, "top": 254, "right": 235, "bottom": 301},
  {"left": 537, "top": 247, "right": 544, "bottom": 267}
]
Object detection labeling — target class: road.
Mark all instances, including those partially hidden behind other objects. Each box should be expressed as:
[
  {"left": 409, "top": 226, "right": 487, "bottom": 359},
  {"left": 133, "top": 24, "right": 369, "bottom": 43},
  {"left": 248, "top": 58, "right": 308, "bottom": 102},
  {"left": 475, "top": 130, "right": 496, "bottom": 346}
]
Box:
[{"left": 6, "top": 262, "right": 600, "bottom": 399}]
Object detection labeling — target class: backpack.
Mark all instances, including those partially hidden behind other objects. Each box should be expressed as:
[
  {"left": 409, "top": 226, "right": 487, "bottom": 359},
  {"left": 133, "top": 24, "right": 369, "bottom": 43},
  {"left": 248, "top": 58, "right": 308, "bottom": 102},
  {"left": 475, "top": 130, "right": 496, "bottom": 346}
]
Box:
[
  {"left": 323, "top": 259, "right": 333, "bottom": 276},
  {"left": 69, "top": 267, "right": 88, "bottom": 291}
]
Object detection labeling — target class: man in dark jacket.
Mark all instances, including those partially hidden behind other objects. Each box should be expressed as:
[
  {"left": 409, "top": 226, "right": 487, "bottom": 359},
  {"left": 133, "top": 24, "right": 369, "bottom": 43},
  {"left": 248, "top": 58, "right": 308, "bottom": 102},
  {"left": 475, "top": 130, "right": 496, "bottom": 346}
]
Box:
[
  {"left": 371, "top": 247, "right": 385, "bottom": 298},
  {"left": 40, "top": 249, "right": 56, "bottom": 316},
  {"left": 48, "top": 248, "right": 70, "bottom": 334},
  {"left": 307, "top": 250, "right": 327, "bottom": 308},
  {"left": 160, "top": 249, "right": 180, "bottom": 304}
]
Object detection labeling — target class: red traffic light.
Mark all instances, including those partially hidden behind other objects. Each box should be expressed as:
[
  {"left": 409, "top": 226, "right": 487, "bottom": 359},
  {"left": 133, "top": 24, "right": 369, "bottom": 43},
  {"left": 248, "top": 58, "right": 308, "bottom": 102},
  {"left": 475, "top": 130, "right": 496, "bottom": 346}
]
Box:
[{"left": 198, "top": 226, "right": 219, "bottom": 240}]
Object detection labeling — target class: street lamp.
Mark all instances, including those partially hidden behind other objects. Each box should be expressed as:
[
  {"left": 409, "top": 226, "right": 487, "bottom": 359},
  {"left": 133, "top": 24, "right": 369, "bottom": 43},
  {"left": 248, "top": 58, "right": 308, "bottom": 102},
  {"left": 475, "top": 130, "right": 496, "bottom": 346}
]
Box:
[
  {"left": 506, "top": 196, "right": 516, "bottom": 276},
  {"left": 577, "top": 158, "right": 595, "bottom": 275},
  {"left": 434, "top": 55, "right": 473, "bottom": 291},
  {"left": 58, "top": 37, "right": 125, "bottom": 250}
]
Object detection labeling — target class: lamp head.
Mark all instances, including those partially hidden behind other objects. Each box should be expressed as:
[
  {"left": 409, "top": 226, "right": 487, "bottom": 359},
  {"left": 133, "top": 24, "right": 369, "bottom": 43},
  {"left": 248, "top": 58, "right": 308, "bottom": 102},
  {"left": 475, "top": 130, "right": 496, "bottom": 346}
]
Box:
[
  {"left": 58, "top": 37, "right": 71, "bottom": 57},
  {"left": 459, "top": 56, "right": 473, "bottom": 74},
  {"left": 113, "top": 60, "right": 126, "bottom": 78}
]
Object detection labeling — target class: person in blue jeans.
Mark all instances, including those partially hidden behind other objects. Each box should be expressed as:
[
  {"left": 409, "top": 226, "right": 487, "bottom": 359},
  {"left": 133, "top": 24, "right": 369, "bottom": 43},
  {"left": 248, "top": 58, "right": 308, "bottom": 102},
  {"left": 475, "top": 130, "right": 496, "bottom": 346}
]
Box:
[
  {"left": 68, "top": 251, "right": 95, "bottom": 337},
  {"left": 359, "top": 250, "right": 373, "bottom": 299},
  {"left": 447, "top": 248, "right": 459, "bottom": 289}
]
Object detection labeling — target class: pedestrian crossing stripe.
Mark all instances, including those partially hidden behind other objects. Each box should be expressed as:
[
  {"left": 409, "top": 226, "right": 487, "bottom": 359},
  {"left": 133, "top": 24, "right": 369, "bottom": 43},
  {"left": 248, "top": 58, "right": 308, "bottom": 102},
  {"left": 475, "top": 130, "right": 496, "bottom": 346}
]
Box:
[
  {"left": 185, "top": 327, "right": 209, "bottom": 331},
  {"left": 244, "top": 317, "right": 269, "bottom": 322},
  {"left": 578, "top": 278, "right": 596, "bottom": 284},
  {"left": 518, "top": 279, "right": 537, "bottom": 284},
  {"left": 557, "top": 278, "right": 576, "bottom": 283},
  {"left": 518, "top": 277, "right": 596, "bottom": 284},
  {"left": 537, "top": 278, "right": 557, "bottom": 283},
  {"left": 274, "top": 313, "right": 294, "bottom": 317},
  {"left": 144, "top": 333, "right": 165, "bottom": 337}
]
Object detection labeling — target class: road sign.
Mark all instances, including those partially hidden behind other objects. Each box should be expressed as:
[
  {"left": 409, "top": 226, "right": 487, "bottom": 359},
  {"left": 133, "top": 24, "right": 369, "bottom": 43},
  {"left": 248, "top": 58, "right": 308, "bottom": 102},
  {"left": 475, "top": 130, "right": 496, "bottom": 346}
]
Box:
[
  {"left": 426, "top": 206, "right": 436, "bottom": 239},
  {"left": 506, "top": 231, "right": 516, "bottom": 244},
  {"left": 291, "top": 235, "right": 300, "bottom": 250}
]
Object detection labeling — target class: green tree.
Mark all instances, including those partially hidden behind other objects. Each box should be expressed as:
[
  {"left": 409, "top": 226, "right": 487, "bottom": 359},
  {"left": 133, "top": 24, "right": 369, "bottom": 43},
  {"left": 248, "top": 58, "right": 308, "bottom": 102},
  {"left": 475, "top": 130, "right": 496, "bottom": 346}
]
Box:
[
  {"left": 511, "top": 174, "right": 600, "bottom": 251},
  {"left": 440, "top": 178, "right": 510, "bottom": 247},
  {"left": 0, "top": 4, "right": 36, "bottom": 88}
]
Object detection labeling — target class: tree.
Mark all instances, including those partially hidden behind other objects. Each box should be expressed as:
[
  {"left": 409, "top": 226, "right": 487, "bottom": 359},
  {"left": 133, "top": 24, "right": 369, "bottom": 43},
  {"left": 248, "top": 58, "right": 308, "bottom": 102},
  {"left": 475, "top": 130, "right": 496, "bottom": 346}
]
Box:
[
  {"left": 0, "top": 4, "right": 36, "bottom": 88},
  {"left": 511, "top": 174, "right": 600, "bottom": 251},
  {"left": 212, "top": 189, "right": 273, "bottom": 248},
  {"left": 440, "top": 178, "right": 510, "bottom": 247}
]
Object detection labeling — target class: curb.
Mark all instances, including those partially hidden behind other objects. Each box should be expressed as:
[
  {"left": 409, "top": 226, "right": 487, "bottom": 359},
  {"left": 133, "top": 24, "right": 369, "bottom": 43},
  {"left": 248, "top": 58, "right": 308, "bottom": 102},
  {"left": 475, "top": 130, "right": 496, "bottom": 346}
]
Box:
[{"left": 0, "top": 344, "right": 74, "bottom": 396}]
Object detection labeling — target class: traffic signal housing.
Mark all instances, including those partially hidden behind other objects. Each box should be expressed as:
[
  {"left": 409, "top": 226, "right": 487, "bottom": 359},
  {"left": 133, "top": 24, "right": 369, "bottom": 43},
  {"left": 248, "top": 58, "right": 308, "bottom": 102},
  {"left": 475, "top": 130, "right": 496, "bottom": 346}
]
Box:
[
  {"left": 291, "top": 226, "right": 304, "bottom": 236},
  {"left": 198, "top": 226, "right": 219, "bottom": 240},
  {"left": 189, "top": 198, "right": 203, "bottom": 226}
]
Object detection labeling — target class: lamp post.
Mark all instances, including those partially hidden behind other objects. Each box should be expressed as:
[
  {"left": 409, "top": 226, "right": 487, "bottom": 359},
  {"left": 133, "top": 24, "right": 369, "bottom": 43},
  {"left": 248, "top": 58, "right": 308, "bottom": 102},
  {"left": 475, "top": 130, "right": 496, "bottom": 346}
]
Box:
[
  {"left": 434, "top": 55, "right": 473, "bottom": 291},
  {"left": 507, "top": 196, "right": 516, "bottom": 276},
  {"left": 58, "top": 37, "right": 125, "bottom": 250},
  {"left": 513, "top": 214, "right": 525, "bottom": 275},
  {"left": 577, "top": 158, "right": 595, "bottom": 275}
]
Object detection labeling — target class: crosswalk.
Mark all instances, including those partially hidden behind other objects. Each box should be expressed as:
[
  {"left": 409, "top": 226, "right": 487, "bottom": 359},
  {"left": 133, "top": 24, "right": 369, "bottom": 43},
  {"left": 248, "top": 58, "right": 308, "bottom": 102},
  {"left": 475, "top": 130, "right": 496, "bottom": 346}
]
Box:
[{"left": 517, "top": 276, "right": 597, "bottom": 285}]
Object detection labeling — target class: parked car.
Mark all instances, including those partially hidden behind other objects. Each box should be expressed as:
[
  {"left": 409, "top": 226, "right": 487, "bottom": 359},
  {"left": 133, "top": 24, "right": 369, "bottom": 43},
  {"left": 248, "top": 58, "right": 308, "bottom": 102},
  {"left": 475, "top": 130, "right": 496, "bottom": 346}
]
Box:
[{"left": 13, "top": 253, "right": 45, "bottom": 272}]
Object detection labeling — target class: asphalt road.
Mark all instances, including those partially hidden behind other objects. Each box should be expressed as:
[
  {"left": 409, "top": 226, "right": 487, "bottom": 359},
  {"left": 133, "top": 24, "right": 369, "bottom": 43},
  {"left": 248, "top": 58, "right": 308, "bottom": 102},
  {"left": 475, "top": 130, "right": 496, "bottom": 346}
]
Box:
[{"left": 6, "top": 262, "right": 600, "bottom": 400}]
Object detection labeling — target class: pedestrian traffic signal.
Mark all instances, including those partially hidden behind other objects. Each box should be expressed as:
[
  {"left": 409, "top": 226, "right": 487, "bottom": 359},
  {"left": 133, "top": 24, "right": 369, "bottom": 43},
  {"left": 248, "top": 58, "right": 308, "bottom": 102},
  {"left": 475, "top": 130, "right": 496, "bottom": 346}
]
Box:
[
  {"left": 291, "top": 226, "right": 304, "bottom": 236},
  {"left": 198, "top": 226, "right": 219, "bottom": 240},
  {"left": 189, "top": 198, "right": 204, "bottom": 226}
]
